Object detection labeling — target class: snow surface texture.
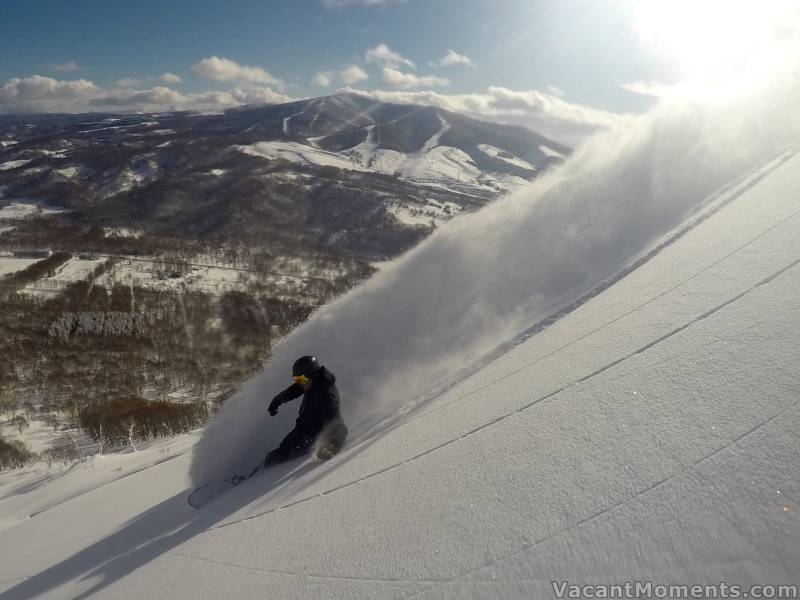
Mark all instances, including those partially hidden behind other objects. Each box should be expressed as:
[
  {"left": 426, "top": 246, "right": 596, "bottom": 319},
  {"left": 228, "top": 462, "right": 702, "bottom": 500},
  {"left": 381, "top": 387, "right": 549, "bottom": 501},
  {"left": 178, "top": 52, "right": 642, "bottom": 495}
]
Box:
[
  {"left": 1, "top": 110, "right": 799, "bottom": 600},
  {"left": 192, "top": 51, "right": 800, "bottom": 487}
]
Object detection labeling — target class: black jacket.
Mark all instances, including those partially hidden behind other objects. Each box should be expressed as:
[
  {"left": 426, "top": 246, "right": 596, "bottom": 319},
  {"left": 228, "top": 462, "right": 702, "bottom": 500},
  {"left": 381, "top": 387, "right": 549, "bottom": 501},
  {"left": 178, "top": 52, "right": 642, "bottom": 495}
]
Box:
[{"left": 274, "top": 366, "right": 341, "bottom": 438}]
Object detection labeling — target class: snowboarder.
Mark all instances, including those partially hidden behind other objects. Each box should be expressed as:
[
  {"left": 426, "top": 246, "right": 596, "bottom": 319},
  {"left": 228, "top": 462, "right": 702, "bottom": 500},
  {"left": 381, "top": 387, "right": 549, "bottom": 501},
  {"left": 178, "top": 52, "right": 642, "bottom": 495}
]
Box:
[{"left": 264, "top": 355, "right": 347, "bottom": 467}]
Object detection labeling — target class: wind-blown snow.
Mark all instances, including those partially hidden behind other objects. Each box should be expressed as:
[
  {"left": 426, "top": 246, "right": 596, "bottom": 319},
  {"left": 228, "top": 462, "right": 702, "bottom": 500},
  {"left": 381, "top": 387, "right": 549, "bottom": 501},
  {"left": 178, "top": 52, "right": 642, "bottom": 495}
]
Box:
[{"left": 192, "top": 52, "right": 800, "bottom": 486}]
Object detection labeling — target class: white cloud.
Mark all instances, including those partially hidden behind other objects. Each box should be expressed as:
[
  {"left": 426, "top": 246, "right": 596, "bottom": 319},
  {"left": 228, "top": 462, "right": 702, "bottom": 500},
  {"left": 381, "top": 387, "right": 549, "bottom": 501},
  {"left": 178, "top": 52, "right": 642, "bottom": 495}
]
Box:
[
  {"left": 190, "top": 56, "right": 284, "bottom": 89},
  {"left": 313, "top": 66, "right": 368, "bottom": 86},
  {"left": 44, "top": 61, "right": 80, "bottom": 73},
  {"left": 381, "top": 67, "right": 449, "bottom": 89},
  {"left": 340, "top": 86, "right": 630, "bottom": 146},
  {"left": 229, "top": 86, "right": 292, "bottom": 105},
  {"left": 366, "top": 44, "right": 415, "bottom": 69},
  {"left": 116, "top": 77, "right": 142, "bottom": 88},
  {"left": 338, "top": 65, "right": 369, "bottom": 85},
  {"left": 321, "top": 0, "right": 405, "bottom": 8},
  {"left": 436, "top": 50, "right": 475, "bottom": 68},
  {"left": 92, "top": 86, "right": 190, "bottom": 107},
  {"left": 546, "top": 85, "right": 564, "bottom": 97},
  {"left": 312, "top": 71, "right": 333, "bottom": 87},
  {"left": 0, "top": 73, "right": 291, "bottom": 114},
  {"left": 620, "top": 81, "right": 678, "bottom": 98},
  {"left": 0, "top": 75, "right": 99, "bottom": 112},
  {"left": 159, "top": 72, "right": 183, "bottom": 85},
  {"left": 91, "top": 85, "right": 291, "bottom": 110}
]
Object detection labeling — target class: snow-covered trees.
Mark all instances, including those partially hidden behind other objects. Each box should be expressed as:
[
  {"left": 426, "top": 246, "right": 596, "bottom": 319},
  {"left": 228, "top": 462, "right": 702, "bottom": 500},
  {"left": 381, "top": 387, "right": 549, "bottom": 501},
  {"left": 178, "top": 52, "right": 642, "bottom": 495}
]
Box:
[
  {"left": 0, "top": 437, "right": 35, "bottom": 469},
  {"left": 47, "top": 311, "right": 144, "bottom": 342},
  {"left": 80, "top": 397, "right": 208, "bottom": 451}
]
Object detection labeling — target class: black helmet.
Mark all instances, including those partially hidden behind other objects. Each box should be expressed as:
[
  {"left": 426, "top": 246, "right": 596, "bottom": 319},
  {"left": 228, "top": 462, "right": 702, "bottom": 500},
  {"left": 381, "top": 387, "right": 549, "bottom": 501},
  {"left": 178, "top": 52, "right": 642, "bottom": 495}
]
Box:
[{"left": 292, "top": 355, "right": 320, "bottom": 377}]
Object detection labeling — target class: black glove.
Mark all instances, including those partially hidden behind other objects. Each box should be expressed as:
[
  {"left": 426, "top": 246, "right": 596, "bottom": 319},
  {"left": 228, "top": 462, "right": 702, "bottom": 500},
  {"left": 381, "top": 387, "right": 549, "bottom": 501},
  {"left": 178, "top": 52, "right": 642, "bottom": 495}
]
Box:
[{"left": 268, "top": 392, "right": 286, "bottom": 416}]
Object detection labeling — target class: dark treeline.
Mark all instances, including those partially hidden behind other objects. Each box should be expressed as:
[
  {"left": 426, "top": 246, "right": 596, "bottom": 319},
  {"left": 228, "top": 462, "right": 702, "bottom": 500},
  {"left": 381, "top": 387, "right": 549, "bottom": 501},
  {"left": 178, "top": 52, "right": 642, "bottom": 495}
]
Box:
[{"left": 80, "top": 397, "right": 208, "bottom": 448}]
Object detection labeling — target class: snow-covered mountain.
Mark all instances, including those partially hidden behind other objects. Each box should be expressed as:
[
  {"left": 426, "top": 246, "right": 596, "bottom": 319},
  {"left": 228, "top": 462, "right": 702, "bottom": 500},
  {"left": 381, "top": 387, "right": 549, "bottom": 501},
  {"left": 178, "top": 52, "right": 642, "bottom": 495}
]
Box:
[{"left": 0, "top": 94, "right": 568, "bottom": 259}]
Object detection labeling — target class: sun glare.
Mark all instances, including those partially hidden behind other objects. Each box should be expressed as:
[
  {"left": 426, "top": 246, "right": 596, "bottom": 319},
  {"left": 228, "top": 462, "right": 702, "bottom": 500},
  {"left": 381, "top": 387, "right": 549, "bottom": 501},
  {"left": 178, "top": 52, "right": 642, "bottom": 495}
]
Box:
[{"left": 633, "top": 0, "right": 799, "bottom": 85}]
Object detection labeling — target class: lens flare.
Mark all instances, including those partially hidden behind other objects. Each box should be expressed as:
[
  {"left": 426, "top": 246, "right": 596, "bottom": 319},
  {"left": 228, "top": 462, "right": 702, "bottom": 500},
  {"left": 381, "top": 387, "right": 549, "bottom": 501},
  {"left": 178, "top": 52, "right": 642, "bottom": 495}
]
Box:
[{"left": 633, "top": 0, "right": 800, "bottom": 87}]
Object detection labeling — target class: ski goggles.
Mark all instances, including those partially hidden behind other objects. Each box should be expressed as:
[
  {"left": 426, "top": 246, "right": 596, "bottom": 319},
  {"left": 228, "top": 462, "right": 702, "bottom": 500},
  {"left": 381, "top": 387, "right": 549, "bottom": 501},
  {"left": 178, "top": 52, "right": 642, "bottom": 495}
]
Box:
[{"left": 293, "top": 374, "right": 310, "bottom": 385}]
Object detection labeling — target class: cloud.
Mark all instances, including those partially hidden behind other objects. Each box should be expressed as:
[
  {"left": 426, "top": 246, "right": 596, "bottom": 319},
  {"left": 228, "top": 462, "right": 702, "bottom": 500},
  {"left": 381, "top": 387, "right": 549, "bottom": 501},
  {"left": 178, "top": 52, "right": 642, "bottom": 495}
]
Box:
[
  {"left": 366, "top": 43, "right": 415, "bottom": 69},
  {"left": 159, "top": 72, "right": 183, "bottom": 85},
  {"left": 116, "top": 77, "right": 142, "bottom": 88},
  {"left": 0, "top": 73, "right": 291, "bottom": 114},
  {"left": 312, "top": 71, "right": 333, "bottom": 87},
  {"left": 340, "top": 85, "right": 629, "bottom": 146},
  {"left": 44, "top": 61, "right": 80, "bottom": 73},
  {"left": 338, "top": 65, "right": 369, "bottom": 85},
  {"left": 321, "top": 0, "right": 405, "bottom": 8},
  {"left": 436, "top": 50, "right": 475, "bottom": 68},
  {"left": 190, "top": 56, "right": 284, "bottom": 89},
  {"left": 91, "top": 85, "right": 291, "bottom": 111},
  {"left": 0, "top": 75, "right": 99, "bottom": 112},
  {"left": 546, "top": 85, "right": 564, "bottom": 97},
  {"left": 229, "top": 86, "right": 292, "bottom": 105},
  {"left": 381, "top": 67, "right": 449, "bottom": 89},
  {"left": 91, "top": 86, "right": 190, "bottom": 107},
  {"left": 620, "top": 80, "right": 683, "bottom": 98},
  {"left": 313, "top": 66, "right": 369, "bottom": 87}
]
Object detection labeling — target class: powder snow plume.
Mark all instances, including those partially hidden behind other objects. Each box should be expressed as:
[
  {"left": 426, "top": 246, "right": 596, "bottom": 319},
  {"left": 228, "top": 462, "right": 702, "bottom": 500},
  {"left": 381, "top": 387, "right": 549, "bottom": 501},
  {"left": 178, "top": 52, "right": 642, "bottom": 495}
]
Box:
[{"left": 190, "top": 45, "right": 800, "bottom": 484}]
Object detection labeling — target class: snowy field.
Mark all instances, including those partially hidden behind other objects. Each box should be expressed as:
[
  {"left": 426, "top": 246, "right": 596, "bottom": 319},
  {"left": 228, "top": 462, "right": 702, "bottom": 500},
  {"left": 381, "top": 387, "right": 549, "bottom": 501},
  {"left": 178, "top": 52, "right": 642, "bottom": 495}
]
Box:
[
  {"left": 0, "top": 137, "right": 798, "bottom": 598},
  {"left": 0, "top": 257, "right": 41, "bottom": 277},
  {"left": 21, "top": 257, "right": 104, "bottom": 296},
  {"left": 387, "top": 199, "right": 463, "bottom": 226},
  {"left": 0, "top": 160, "right": 32, "bottom": 171},
  {"left": 0, "top": 199, "right": 69, "bottom": 220}
]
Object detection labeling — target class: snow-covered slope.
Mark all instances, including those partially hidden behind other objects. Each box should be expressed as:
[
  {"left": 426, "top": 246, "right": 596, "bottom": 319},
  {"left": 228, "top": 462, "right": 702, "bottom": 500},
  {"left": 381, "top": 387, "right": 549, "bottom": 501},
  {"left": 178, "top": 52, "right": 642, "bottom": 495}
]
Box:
[
  {"left": 1, "top": 143, "right": 799, "bottom": 599},
  {"left": 2, "top": 55, "right": 800, "bottom": 597}
]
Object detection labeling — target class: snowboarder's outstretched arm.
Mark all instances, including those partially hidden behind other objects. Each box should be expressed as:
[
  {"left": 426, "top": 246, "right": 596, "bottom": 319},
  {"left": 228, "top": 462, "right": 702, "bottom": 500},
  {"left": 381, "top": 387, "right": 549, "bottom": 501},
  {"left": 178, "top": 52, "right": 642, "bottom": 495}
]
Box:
[{"left": 268, "top": 383, "right": 303, "bottom": 416}]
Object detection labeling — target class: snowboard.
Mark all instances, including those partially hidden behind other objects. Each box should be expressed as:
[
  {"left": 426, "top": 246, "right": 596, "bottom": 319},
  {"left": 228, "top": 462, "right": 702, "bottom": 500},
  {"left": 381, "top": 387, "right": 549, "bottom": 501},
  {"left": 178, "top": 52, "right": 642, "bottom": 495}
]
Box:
[
  {"left": 187, "top": 445, "right": 340, "bottom": 509},
  {"left": 187, "top": 465, "right": 263, "bottom": 509}
]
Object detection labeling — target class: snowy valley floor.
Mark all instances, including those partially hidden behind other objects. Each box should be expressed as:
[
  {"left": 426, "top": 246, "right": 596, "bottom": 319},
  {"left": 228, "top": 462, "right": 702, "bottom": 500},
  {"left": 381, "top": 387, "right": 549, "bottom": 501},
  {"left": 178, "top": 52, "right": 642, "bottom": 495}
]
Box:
[{"left": 1, "top": 147, "right": 800, "bottom": 598}]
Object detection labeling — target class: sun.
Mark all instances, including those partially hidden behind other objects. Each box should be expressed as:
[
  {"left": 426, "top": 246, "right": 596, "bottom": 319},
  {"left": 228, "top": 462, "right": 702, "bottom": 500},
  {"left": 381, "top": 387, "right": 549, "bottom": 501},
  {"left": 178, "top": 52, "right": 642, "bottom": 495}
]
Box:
[{"left": 632, "top": 0, "right": 799, "bottom": 80}]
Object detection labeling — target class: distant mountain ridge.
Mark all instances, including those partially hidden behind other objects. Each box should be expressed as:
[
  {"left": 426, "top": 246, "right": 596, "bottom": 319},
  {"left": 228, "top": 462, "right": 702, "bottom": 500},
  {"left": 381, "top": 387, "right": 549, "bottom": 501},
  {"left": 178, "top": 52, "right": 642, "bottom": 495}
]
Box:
[{"left": 0, "top": 93, "right": 570, "bottom": 260}]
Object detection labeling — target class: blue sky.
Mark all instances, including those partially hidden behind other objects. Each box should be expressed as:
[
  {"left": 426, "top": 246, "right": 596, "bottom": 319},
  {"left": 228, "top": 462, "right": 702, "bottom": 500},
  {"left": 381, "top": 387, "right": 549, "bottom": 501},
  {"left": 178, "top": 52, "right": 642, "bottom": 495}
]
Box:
[{"left": 1, "top": 0, "right": 768, "bottom": 143}]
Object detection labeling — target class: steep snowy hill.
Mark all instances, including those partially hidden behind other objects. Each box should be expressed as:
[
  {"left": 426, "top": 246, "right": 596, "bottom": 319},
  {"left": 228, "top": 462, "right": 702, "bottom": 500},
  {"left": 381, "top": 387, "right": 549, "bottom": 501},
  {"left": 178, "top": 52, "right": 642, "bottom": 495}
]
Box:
[
  {"left": 1, "top": 142, "right": 799, "bottom": 599},
  {"left": 2, "top": 52, "right": 800, "bottom": 597}
]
